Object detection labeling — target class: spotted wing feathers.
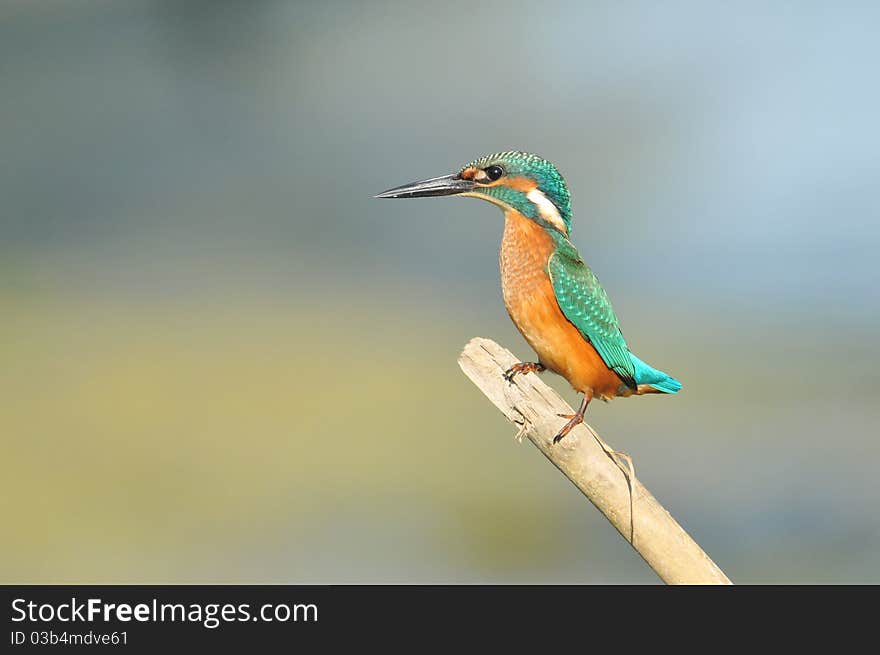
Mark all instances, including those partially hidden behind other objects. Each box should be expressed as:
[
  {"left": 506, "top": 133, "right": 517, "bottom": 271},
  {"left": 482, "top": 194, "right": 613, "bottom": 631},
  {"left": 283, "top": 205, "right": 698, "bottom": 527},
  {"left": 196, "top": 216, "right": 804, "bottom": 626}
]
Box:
[{"left": 547, "top": 240, "right": 637, "bottom": 389}]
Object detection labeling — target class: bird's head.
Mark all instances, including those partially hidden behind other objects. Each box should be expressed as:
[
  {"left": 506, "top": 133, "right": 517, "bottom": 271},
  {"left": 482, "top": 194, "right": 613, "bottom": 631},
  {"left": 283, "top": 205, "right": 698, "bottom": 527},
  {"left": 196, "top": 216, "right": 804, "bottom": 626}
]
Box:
[{"left": 375, "top": 151, "right": 572, "bottom": 235}]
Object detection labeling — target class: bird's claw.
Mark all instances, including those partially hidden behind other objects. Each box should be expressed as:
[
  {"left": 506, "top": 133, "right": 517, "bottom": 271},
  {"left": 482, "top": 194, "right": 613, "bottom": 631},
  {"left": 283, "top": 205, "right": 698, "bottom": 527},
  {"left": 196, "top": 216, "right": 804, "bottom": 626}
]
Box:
[
  {"left": 552, "top": 413, "right": 584, "bottom": 444},
  {"left": 503, "top": 362, "right": 545, "bottom": 383},
  {"left": 552, "top": 394, "right": 592, "bottom": 444}
]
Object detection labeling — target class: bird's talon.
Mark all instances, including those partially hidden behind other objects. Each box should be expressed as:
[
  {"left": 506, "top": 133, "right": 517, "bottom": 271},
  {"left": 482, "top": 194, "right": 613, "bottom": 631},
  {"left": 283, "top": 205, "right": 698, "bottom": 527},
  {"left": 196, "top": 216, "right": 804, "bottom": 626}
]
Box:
[
  {"left": 502, "top": 362, "right": 545, "bottom": 384},
  {"left": 552, "top": 397, "right": 589, "bottom": 444}
]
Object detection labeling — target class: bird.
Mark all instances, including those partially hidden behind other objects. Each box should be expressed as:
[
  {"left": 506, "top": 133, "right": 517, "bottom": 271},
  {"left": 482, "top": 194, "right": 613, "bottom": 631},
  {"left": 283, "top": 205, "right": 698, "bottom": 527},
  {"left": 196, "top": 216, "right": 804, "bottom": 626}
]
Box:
[{"left": 375, "top": 151, "right": 681, "bottom": 443}]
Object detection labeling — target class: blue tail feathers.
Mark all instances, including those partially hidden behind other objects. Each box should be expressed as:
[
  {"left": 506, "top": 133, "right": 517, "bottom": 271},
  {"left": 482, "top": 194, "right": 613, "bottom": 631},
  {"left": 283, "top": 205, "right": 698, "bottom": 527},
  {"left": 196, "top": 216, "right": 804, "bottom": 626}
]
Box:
[{"left": 629, "top": 353, "right": 682, "bottom": 394}]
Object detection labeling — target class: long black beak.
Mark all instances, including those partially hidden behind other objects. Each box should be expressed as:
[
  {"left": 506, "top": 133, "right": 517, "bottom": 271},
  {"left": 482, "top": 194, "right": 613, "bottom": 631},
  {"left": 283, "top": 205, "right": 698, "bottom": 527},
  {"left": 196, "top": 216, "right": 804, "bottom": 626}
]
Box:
[{"left": 374, "top": 174, "right": 474, "bottom": 199}]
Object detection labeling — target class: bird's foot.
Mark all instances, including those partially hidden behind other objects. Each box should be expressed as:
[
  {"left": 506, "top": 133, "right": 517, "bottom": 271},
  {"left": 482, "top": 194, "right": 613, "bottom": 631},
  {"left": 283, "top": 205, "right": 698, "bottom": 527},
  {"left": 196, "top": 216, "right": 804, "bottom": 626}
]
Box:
[
  {"left": 552, "top": 393, "right": 592, "bottom": 444},
  {"left": 503, "top": 361, "right": 545, "bottom": 383},
  {"left": 552, "top": 413, "right": 584, "bottom": 443}
]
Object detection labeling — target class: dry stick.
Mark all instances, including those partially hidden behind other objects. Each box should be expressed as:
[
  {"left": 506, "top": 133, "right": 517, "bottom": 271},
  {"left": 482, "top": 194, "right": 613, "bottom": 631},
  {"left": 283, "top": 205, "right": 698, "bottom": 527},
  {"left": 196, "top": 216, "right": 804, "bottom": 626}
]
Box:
[{"left": 458, "top": 337, "right": 732, "bottom": 585}]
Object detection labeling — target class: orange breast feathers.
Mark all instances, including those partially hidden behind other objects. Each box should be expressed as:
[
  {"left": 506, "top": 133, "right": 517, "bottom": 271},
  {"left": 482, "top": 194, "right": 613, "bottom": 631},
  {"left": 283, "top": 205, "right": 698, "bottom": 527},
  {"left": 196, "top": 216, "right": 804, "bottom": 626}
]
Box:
[{"left": 499, "top": 210, "right": 628, "bottom": 400}]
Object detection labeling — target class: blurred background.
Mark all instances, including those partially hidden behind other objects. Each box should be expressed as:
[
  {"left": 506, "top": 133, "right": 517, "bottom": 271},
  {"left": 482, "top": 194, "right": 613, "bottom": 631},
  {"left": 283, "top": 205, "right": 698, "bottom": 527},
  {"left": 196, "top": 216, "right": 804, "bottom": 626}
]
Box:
[{"left": 2, "top": 0, "right": 878, "bottom": 584}]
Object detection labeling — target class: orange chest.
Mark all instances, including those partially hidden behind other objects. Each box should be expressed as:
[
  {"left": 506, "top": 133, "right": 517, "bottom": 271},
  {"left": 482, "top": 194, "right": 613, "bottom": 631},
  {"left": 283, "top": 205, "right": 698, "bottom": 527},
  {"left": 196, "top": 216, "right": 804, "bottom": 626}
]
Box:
[
  {"left": 499, "top": 211, "right": 555, "bottom": 309},
  {"left": 498, "top": 210, "right": 565, "bottom": 355},
  {"left": 498, "top": 210, "right": 626, "bottom": 399}
]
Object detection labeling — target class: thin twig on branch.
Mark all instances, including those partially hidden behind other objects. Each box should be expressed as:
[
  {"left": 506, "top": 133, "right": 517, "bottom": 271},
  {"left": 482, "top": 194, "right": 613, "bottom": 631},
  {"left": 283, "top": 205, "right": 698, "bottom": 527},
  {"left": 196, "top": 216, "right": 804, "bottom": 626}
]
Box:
[{"left": 458, "top": 337, "right": 731, "bottom": 585}]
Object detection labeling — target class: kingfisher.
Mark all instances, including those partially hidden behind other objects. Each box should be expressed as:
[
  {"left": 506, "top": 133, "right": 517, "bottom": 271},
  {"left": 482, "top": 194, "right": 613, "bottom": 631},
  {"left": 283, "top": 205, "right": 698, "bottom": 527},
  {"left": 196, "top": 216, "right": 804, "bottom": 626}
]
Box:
[{"left": 376, "top": 151, "right": 681, "bottom": 443}]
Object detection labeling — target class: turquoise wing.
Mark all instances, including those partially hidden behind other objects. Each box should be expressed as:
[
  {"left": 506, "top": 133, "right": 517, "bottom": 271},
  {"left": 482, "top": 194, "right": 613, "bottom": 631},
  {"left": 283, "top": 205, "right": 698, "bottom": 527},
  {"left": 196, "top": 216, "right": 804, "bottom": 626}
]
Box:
[{"left": 547, "top": 239, "right": 637, "bottom": 389}]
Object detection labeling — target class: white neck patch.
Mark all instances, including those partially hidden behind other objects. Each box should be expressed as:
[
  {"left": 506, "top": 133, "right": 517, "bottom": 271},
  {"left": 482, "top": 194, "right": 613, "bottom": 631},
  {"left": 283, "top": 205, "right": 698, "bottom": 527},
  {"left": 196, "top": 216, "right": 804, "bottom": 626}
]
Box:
[{"left": 526, "top": 188, "right": 567, "bottom": 234}]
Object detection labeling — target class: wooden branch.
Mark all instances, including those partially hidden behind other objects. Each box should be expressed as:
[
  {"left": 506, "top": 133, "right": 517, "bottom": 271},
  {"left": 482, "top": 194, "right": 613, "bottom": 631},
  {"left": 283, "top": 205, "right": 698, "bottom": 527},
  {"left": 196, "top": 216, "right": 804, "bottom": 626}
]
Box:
[{"left": 458, "top": 337, "right": 731, "bottom": 585}]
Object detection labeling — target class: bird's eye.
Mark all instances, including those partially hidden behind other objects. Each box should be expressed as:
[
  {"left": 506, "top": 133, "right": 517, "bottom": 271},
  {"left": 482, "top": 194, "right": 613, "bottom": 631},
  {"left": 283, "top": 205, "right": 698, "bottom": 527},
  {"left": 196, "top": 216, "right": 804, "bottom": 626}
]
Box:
[{"left": 484, "top": 165, "right": 504, "bottom": 182}]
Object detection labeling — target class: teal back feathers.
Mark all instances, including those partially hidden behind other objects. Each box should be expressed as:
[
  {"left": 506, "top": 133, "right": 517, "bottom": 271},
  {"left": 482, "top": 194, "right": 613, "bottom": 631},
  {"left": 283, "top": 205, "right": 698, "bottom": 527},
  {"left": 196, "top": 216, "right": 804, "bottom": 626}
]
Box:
[
  {"left": 548, "top": 233, "right": 637, "bottom": 388},
  {"left": 547, "top": 224, "right": 681, "bottom": 394}
]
